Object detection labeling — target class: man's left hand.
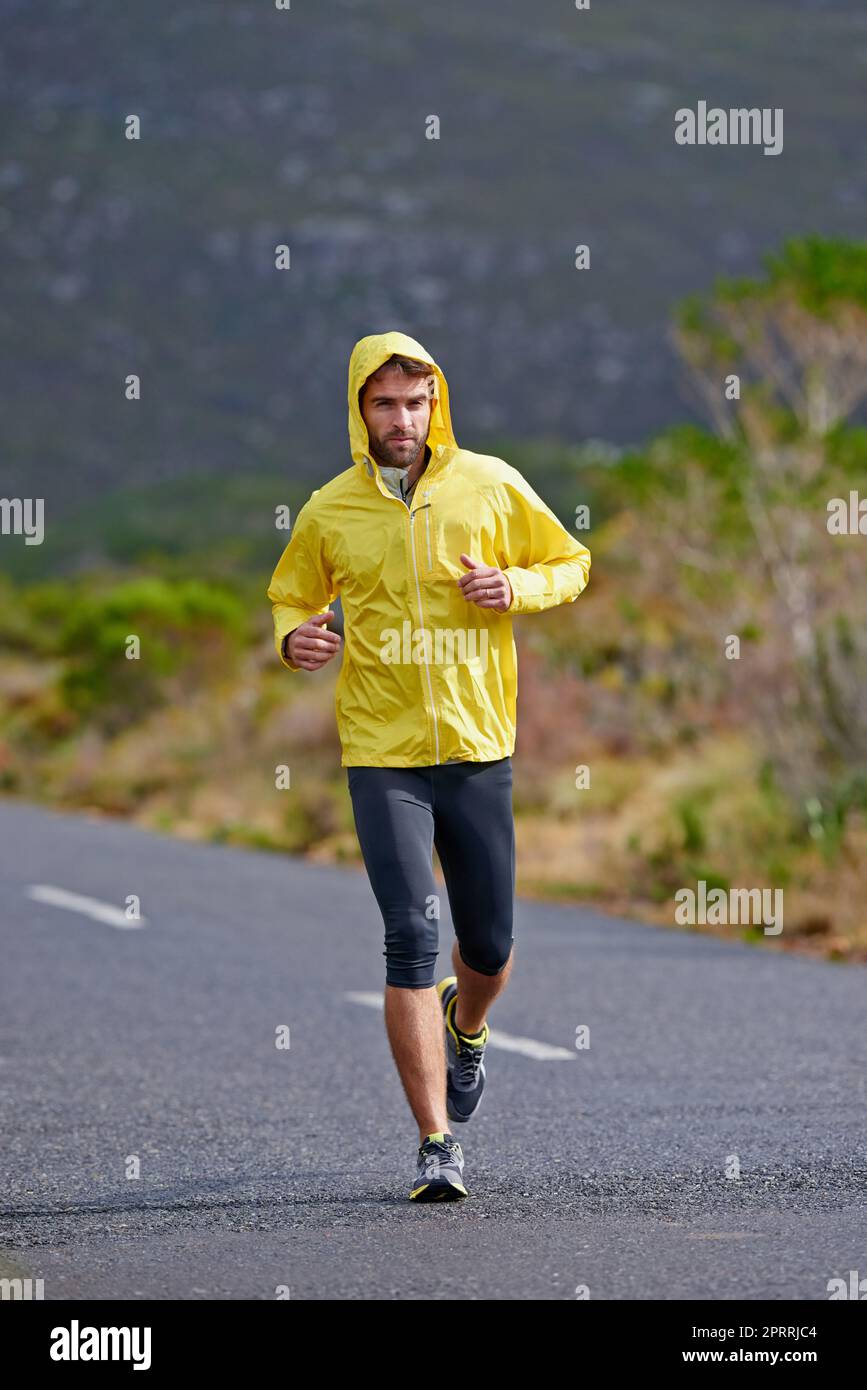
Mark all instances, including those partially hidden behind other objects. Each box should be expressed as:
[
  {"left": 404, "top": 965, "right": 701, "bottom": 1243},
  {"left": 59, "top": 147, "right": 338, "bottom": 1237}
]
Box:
[{"left": 456, "top": 552, "right": 513, "bottom": 611}]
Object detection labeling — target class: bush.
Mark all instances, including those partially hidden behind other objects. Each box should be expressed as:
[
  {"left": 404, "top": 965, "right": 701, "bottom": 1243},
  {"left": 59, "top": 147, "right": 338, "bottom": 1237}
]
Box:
[{"left": 57, "top": 578, "right": 247, "bottom": 733}]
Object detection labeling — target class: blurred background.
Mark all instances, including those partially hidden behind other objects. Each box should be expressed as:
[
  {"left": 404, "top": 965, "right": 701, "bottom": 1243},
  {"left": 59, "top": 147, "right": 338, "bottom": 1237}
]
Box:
[{"left": 2, "top": 0, "right": 866, "bottom": 956}]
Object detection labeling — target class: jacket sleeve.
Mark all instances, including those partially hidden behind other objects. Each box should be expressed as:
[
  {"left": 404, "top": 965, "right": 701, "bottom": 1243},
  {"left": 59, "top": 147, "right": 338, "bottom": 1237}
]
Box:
[
  {"left": 494, "top": 471, "right": 591, "bottom": 614},
  {"left": 266, "top": 499, "right": 338, "bottom": 670}
]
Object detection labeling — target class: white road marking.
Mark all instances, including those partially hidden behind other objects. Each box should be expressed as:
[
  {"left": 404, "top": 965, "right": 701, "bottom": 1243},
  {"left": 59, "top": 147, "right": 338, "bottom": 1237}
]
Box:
[
  {"left": 343, "top": 991, "right": 574, "bottom": 1060},
  {"left": 26, "top": 885, "right": 146, "bottom": 930}
]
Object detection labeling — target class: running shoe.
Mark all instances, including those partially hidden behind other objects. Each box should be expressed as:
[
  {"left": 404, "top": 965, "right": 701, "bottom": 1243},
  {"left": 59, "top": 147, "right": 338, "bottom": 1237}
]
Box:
[
  {"left": 437, "top": 975, "right": 489, "bottom": 1124},
  {"left": 409, "top": 1131, "right": 468, "bottom": 1201}
]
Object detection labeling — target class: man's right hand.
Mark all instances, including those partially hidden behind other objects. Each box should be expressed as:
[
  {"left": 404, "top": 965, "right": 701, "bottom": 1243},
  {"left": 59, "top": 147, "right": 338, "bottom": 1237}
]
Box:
[{"left": 285, "top": 611, "right": 342, "bottom": 670}]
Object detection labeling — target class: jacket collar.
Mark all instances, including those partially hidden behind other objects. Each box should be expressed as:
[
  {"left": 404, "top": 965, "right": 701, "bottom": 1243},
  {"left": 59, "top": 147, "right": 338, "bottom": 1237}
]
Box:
[{"left": 361, "top": 441, "right": 457, "bottom": 498}]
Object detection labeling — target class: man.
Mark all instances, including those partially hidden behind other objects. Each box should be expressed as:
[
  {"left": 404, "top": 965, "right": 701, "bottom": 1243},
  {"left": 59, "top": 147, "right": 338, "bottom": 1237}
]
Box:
[{"left": 267, "top": 331, "right": 590, "bottom": 1201}]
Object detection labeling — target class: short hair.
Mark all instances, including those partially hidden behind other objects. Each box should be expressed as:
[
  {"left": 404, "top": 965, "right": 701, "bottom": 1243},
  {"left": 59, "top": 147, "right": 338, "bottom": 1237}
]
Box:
[{"left": 358, "top": 353, "right": 436, "bottom": 409}]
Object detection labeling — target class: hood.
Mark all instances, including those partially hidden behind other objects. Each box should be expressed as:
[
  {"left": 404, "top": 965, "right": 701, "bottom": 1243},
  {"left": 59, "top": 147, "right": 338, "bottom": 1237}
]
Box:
[{"left": 347, "top": 330, "right": 457, "bottom": 471}]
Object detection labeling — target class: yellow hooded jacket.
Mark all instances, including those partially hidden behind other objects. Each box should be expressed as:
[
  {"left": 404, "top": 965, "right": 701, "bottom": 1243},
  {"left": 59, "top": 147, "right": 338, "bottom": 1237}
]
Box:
[{"left": 267, "top": 331, "right": 591, "bottom": 767}]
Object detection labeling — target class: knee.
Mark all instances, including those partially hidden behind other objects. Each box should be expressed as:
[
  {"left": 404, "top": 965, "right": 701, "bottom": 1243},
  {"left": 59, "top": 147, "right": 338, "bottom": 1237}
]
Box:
[{"left": 458, "top": 937, "right": 513, "bottom": 978}]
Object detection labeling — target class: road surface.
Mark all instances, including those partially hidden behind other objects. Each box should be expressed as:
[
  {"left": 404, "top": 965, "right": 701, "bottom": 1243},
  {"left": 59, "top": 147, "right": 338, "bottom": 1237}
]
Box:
[{"left": 1, "top": 799, "right": 865, "bottom": 1300}]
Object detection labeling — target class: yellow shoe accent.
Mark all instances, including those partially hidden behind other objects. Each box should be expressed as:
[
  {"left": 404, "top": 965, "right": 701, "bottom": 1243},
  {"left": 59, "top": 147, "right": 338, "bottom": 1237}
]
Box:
[
  {"left": 410, "top": 1180, "right": 468, "bottom": 1201},
  {"left": 444, "top": 994, "right": 489, "bottom": 1051},
  {"left": 436, "top": 976, "right": 457, "bottom": 1005},
  {"left": 444, "top": 994, "right": 462, "bottom": 1050},
  {"left": 457, "top": 1019, "right": 488, "bottom": 1045},
  {"left": 438, "top": 977, "right": 488, "bottom": 1049}
]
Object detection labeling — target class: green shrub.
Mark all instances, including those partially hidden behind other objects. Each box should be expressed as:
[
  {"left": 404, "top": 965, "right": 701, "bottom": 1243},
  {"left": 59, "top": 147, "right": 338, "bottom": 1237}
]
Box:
[{"left": 57, "top": 578, "right": 247, "bottom": 733}]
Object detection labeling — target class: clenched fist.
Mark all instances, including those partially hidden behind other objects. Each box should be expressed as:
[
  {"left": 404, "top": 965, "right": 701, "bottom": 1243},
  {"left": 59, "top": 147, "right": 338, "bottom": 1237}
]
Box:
[
  {"left": 285, "top": 611, "right": 343, "bottom": 670},
  {"left": 456, "top": 552, "right": 514, "bottom": 612}
]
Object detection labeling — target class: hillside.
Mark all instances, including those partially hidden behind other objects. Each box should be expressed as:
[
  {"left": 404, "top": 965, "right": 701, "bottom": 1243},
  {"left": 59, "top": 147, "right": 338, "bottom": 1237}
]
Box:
[{"left": 2, "top": 0, "right": 866, "bottom": 512}]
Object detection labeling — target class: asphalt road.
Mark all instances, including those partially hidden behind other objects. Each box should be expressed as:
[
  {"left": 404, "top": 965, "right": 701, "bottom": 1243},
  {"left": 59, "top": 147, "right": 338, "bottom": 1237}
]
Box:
[{"left": 1, "top": 799, "right": 865, "bottom": 1301}]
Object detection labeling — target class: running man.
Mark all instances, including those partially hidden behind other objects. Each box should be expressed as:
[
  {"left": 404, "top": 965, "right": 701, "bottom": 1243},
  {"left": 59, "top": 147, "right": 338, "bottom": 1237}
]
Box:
[{"left": 267, "top": 331, "right": 591, "bottom": 1201}]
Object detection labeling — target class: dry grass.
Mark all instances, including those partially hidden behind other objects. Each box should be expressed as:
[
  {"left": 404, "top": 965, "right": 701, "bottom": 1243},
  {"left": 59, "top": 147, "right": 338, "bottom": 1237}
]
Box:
[{"left": 3, "top": 645, "right": 867, "bottom": 962}]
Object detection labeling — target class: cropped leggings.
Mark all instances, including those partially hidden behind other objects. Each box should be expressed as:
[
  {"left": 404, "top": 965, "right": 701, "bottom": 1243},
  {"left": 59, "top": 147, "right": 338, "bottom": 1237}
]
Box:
[{"left": 346, "top": 757, "right": 516, "bottom": 989}]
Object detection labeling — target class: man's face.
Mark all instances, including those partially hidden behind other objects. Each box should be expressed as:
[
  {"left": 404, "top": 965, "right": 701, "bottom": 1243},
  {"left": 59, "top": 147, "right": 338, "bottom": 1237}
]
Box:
[{"left": 360, "top": 366, "right": 433, "bottom": 470}]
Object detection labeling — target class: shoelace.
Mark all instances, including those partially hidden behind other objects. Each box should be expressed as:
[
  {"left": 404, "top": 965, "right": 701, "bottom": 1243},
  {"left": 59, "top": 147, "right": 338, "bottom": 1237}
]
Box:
[
  {"left": 420, "top": 1138, "right": 461, "bottom": 1158},
  {"left": 419, "top": 1139, "right": 462, "bottom": 1178},
  {"left": 455, "top": 1038, "right": 485, "bottom": 1087},
  {"left": 451, "top": 1006, "right": 487, "bottom": 1083}
]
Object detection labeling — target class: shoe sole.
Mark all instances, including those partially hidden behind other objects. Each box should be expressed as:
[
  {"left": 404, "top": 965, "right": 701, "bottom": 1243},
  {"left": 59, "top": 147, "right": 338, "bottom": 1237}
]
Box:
[{"left": 409, "top": 1179, "right": 468, "bottom": 1202}]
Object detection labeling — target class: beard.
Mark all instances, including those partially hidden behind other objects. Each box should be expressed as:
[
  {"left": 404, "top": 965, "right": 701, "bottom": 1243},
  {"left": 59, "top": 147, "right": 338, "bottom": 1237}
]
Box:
[{"left": 371, "top": 430, "right": 426, "bottom": 469}]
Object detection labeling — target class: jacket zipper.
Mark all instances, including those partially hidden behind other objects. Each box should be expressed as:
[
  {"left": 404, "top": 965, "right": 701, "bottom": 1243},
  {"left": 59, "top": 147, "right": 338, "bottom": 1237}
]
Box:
[
  {"left": 366, "top": 455, "right": 444, "bottom": 761},
  {"left": 409, "top": 506, "right": 440, "bottom": 764},
  {"left": 423, "top": 490, "right": 432, "bottom": 568}
]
